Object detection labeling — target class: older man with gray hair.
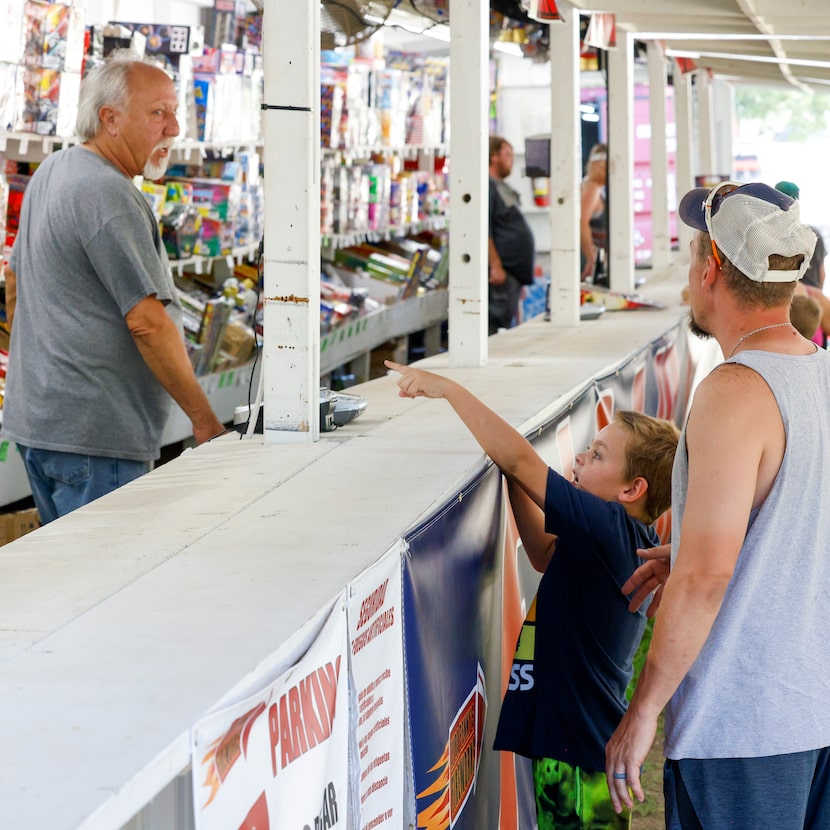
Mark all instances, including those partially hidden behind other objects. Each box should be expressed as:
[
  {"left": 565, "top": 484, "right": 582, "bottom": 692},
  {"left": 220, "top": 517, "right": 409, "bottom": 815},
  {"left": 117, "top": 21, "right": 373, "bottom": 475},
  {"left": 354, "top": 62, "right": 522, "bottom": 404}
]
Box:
[{"left": 3, "top": 51, "right": 223, "bottom": 523}]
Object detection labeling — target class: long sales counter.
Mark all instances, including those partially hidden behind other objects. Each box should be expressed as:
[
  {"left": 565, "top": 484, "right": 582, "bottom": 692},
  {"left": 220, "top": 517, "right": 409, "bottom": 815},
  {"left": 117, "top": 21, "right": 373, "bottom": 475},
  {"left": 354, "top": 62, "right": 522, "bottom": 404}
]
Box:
[{"left": 0, "top": 264, "right": 708, "bottom": 829}]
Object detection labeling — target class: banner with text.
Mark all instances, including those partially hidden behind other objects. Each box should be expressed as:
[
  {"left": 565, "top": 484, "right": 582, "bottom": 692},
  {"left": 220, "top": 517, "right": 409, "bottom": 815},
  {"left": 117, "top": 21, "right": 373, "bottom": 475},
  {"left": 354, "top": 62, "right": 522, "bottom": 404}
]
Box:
[
  {"left": 192, "top": 595, "right": 350, "bottom": 830},
  {"left": 348, "top": 544, "right": 406, "bottom": 830},
  {"left": 403, "top": 468, "right": 507, "bottom": 829}
]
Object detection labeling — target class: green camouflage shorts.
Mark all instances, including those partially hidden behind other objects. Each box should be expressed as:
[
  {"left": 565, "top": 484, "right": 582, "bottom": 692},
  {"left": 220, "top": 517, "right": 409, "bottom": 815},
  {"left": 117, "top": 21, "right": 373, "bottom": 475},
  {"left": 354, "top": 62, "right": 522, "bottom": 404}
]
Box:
[{"left": 532, "top": 757, "right": 631, "bottom": 830}]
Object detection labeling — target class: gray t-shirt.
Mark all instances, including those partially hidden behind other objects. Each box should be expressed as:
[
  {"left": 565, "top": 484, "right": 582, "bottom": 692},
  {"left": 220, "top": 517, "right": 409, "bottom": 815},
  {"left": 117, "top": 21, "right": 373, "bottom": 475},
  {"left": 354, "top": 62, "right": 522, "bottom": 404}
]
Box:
[
  {"left": 666, "top": 347, "right": 830, "bottom": 759},
  {"left": 6, "top": 145, "right": 182, "bottom": 461}
]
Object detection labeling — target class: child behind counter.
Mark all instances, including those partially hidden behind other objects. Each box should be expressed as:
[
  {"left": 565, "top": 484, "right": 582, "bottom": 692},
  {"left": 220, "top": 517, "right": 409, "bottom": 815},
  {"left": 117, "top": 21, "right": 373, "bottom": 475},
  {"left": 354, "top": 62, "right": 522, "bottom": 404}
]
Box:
[{"left": 386, "top": 360, "right": 679, "bottom": 829}]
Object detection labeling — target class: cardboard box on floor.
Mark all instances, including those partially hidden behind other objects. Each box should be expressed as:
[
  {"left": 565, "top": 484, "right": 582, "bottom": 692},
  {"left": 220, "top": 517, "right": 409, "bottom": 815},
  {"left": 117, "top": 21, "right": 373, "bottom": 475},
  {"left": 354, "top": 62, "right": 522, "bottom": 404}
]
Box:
[{"left": 0, "top": 507, "right": 40, "bottom": 547}]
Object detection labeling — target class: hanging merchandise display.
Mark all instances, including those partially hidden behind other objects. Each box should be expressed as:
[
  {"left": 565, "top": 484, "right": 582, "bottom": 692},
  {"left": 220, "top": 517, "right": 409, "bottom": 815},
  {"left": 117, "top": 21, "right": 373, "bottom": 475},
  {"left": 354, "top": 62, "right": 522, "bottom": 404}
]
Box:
[
  {"left": 1, "top": 0, "right": 86, "bottom": 136},
  {"left": 319, "top": 52, "right": 449, "bottom": 241},
  {"left": 316, "top": 44, "right": 451, "bottom": 385}
]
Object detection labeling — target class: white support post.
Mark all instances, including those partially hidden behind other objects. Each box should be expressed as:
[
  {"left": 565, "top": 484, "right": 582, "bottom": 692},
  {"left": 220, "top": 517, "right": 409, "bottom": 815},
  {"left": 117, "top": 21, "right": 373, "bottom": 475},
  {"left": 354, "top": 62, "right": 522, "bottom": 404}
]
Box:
[
  {"left": 696, "top": 69, "right": 716, "bottom": 181},
  {"left": 647, "top": 43, "right": 672, "bottom": 270},
  {"left": 547, "top": 10, "right": 580, "bottom": 327},
  {"left": 260, "top": 0, "right": 321, "bottom": 441},
  {"left": 712, "top": 79, "right": 735, "bottom": 180},
  {"left": 607, "top": 32, "right": 635, "bottom": 292},
  {"left": 673, "top": 65, "right": 695, "bottom": 254},
  {"left": 448, "top": 0, "right": 488, "bottom": 367}
]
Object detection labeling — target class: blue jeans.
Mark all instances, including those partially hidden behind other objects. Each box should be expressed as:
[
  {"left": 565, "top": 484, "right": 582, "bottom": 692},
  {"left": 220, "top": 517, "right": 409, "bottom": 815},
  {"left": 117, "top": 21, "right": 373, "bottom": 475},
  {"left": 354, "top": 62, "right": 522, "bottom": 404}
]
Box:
[{"left": 18, "top": 445, "right": 150, "bottom": 525}]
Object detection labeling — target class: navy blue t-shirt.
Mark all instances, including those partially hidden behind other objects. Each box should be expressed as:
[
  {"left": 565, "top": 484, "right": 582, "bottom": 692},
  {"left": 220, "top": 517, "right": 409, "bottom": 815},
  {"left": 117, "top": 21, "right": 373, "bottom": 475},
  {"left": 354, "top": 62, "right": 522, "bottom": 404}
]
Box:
[{"left": 493, "top": 468, "right": 657, "bottom": 771}]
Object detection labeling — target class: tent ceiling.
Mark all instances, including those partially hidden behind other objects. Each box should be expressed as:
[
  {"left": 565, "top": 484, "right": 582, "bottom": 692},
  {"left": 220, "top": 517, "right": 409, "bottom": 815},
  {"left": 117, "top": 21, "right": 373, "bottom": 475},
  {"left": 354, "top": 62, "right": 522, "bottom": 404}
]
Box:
[
  {"left": 566, "top": 1, "right": 830, "bottom": 91},
  {"left": 383, "top": 2, "right": 830, "bottom": 91}
]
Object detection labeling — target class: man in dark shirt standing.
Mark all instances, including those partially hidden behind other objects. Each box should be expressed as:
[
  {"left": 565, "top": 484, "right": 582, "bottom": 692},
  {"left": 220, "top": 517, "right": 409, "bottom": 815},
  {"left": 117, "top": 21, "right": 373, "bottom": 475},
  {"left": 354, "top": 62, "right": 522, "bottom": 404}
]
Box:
[{"left": 488, "top": 136, "right": 536, "bottom": 334}]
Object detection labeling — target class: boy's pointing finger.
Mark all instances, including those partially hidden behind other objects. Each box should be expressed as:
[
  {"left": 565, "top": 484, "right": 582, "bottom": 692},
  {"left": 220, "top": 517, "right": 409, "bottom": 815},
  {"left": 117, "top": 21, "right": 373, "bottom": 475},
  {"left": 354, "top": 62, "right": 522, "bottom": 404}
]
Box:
[{"left": 384, "top": 359, "right": 406, "bottom": 375}]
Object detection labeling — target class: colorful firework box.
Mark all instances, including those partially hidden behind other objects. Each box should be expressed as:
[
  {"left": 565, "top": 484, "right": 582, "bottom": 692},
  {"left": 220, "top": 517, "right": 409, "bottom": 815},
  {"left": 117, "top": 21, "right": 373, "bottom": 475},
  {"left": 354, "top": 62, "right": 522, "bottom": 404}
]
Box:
[{"left": 580, "top": 282, "right": 666, "bottom": 311}]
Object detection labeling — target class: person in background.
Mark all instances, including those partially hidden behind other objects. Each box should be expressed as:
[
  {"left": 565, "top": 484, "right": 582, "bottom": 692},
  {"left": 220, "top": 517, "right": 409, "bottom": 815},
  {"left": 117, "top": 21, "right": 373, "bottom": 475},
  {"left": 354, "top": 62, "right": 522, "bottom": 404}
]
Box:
[
  {"left": 488, "top": 136, "right": 535, "bottom": 335},
  {"left": 775, "top": 180, "right": 826, "bottom": 289},
  {"left": 793, "top": 281, "right": 830, "bottom": 347},
  {"left": 581, "top": 143, "right": 608, "bottom": 281},
  {"left": 606, "top": 181, "right": 830, "bottom": 828},
  {"left": 776, "top": 181, "right": 830, "bottom": 347},
  {"left": 386, "top": 358, "right": 679, "bottom": 830},
  {"left": 2, "top": 50, "right": 224, "bottom": 524}
]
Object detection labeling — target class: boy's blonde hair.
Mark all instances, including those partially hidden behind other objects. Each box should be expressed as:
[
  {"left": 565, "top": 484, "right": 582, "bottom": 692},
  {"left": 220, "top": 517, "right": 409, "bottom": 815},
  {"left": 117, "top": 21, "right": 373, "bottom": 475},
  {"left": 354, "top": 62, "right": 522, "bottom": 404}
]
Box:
[
  {"left": 790, "top": 294, "right": 821, "bottom": 339},
  {"left": 614, "top": 410, "right": 680, "bottom": 524}
]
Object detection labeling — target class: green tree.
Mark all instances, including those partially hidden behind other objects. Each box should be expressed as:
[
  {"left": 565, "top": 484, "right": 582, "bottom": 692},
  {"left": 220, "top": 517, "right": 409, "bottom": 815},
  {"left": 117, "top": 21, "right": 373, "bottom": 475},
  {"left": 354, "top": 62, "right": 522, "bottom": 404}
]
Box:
[{"left": 734, "top": 86, "right": 830, "bottom": 142}]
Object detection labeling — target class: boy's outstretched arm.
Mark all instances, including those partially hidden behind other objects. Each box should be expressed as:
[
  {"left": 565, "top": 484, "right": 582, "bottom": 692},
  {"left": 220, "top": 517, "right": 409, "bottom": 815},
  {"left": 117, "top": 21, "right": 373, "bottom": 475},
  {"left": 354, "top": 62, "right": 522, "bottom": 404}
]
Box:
[
  {"left": 506, "top": 479, "right": 556, "bottom": 572},
  {"left": 386, "top": 360, "right": 549, "bottom": 507}
]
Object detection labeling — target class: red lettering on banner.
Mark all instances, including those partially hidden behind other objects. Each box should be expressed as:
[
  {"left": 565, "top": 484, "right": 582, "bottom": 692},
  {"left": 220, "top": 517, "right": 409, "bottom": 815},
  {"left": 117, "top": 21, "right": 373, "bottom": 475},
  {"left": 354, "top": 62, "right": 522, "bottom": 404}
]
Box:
[
  {"left": 268, "top": 702, "right": 279, "bottom": 777},
  {"left": 288, "top": 685, "right": 308, "bottom": 757},
  {"left": 312, "top": 668, "right": 332, "bottom": 734},
  {"left": 357, "top": 579, "right": 389, "bottom": 629},
  {"left": 300, "top": 672, "right": 328, "bottom": 750},
  {"left": 267, "top": 657, "right": 343, "bottom": 778},
  {"left": 279, "top": 694, "right": 294, "bottom": 767},
  {"left": 317, "top": 656, "right": 341, "bottom": 724}
]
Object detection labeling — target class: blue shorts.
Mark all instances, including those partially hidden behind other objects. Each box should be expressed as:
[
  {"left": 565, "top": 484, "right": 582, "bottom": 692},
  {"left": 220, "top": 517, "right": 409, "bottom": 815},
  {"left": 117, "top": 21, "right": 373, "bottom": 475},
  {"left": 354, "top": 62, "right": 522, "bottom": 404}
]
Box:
[
  {"left": 18, "top": 445, "right": 150, "bottom": 524},
  {"left": 664, "top": 747, "right": 830, "bottom": 830}
]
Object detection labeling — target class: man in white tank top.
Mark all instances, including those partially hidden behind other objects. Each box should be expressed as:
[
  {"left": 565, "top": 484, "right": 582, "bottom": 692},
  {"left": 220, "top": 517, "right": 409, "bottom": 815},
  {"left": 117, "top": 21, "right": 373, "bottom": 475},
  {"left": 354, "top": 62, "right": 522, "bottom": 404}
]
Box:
[{"left": 605, "top": 181, "right": 830, "bottom": 828}]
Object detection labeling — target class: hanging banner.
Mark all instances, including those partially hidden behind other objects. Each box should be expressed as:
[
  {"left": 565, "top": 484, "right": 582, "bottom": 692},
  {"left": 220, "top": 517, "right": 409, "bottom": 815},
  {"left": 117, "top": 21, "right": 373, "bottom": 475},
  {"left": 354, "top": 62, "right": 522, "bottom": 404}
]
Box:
[
  {"left": 674, "top": 56, "right": 698, "bottom": 75},
  {"left": 584, "top": 13, "right": 617, "bottom": 49},
  {"left": 527, "top": 0, "right": 562, "bottom": 22},
  {"left": 192, "top": 596, "right": 351, "bottom": 830},
  {"left": 497, "top": 491, "right": 539, "bottom": 830},
  {"left": 403, "top": 467, "right": 511, "bottom": 829},
  {"left": 348, "top": 545, "right": 406, "bottom": 830}
]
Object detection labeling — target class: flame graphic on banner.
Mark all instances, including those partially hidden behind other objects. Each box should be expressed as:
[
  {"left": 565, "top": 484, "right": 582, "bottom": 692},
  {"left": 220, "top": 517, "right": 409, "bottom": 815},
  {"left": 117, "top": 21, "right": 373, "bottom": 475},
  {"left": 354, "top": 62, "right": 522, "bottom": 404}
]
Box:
[
  {"left": 199, "top": 701, "right": 268, "bottom": 807},
  {"left": 416, "top": 745, "right": 451, "bottom": 830},
  {"left": 416, "top": 666, "right": 487, "bottom": 829}
]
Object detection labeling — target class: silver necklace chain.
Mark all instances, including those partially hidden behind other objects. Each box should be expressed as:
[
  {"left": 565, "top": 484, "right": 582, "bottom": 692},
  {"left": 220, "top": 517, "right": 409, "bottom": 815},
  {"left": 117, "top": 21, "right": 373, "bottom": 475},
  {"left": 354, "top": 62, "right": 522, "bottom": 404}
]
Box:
[{"left": 728, "top": 322, "right": 792, "bottom": 358}]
